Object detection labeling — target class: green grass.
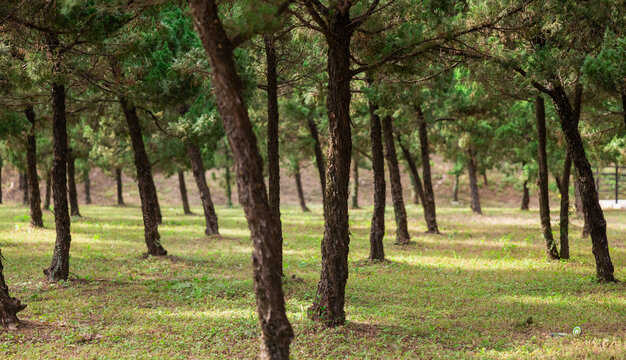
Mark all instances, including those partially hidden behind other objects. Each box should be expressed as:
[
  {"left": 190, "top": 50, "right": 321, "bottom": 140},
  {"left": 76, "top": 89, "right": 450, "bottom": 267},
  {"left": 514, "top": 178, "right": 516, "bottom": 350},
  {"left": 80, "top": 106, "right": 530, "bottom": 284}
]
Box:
[{"left": 0, "top": 203, "right": 624, "bottom": 359}]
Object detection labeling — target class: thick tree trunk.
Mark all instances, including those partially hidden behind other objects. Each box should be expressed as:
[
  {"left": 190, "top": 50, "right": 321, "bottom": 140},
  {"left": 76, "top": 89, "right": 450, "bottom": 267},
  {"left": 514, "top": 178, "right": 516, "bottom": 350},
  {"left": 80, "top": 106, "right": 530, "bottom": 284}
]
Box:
[
  {"left": 24, "top": 107, "right": 43, "bottom": 228},
  {"left": 382, "top": 115, "right": 410, "bottom": 245},
  {"left": 115, "top": 168, "right": 125, "bottom": 206},
  {"left": 368, "top": 100, "right": 385, "bottom": 261},
  {"left": 294, "top": 164, "right": 310, "bottom": 213},
  {"left": 467, "top": 149, "right": 483, "bottom": 215},
  {"left": 189, "top": 2, "right": 293, "bottom": 357},
  {"left": 187, "top": 144, "right": 219, "bottom": 235},
  {"left": 19, "top": 172, "right": 28, "bottom": 205},
  {"left": 541, "top": 87, "right": 614, "bottom": 281},
  {"left": 67, "top": 148, "right": 81, "bottom": 217},
  {"left": 84, "top": 173, "right": 91, "bottom": 205},
  {"left": 307, "top": 118, "right": 326, "bottom": 198},
  {"left": 397, "top": 135, "right": 425, "bottom": 206},
  {"left": 264, "top": 34, "right": 284, "bottom": 275},
  {"left": 44, "top": 78, "right": 72, "bottom": 282},
  {"left": 350, "top": 155, "right": 359, "bottom": 209},
  {"left": 535, "top": 96, "right": 560, "bottom": 259},
  {"left": 559, "top": 152, "right": 572, "bottom": 259},
  {"left": 118, "top": 97, "right": 166, "bottom": 256},
  {"left": 416, "top": 106, "right": 439, "bottom": 233},
  {"left": 178, "top": 171, "right": 192, "bottom": 215},
  {"left": 453, "top": 174, "right": 460, "bottom": 203},
  {"left": 0, "top": 252, "right": 26, "bottom": 329},
  {"left": 43, "top": 170, "right": 51, "bottom": 211}
]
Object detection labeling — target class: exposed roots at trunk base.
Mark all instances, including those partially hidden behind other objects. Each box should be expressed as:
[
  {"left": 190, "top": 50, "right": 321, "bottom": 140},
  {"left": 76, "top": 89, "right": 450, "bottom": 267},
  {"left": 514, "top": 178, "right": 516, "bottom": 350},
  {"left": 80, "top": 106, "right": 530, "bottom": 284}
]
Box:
[
  {"left": 1, "top": 258, "right": 26, "bottom": 329},
  {"left": 307, "top": 302, "right": 345, "bottom": 328}
]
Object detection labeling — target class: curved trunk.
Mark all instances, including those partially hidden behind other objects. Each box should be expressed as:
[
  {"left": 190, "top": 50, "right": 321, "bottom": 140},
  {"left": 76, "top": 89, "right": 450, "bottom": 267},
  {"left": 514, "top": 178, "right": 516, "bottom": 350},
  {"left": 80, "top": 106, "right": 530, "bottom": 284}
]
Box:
[
  {"left": 84, "top": 173, "right": 91, "bottom": 205},
  {"left": 189, "top": 1, "right": 293, "bottom": 356},
  {"left": 307, "top": 118, "right": 326, "bottom": 198},
  {"left": 115, "top": 168, "right": 125, "bottom": 206},
  {"left": 24, "top": 107, "right": 43, "bottom": 228},
  {"left": 368, "top": 100, "right": 385, "bottom": 261},
  {"left": 187, "top": 144, "right": 219, "bottom": 235},
  {"left": 294, "top": 164, "right": 310, "bottom": 213},
  {"left": 67, "top": 149, "right": 81, "bottom": 217},
  {"left": 382, "top": 115, "right": 410, "bottom": 245},
  {"left": 416, "top": 106, "right": 439, "bottom": 233},
  {"left": 467, "top": 149, "right": 482, "bottom": 215},
  {"left": 397, "top": 136, "right": 425, "bottom": 206},
  {"left": 0, "top": 252, "right": 26, "bottom": 329},
  {"left": 535, "top": 96, "right": 559, "bottom": 259},
  {"left": 350, "top": 155, "right": 359, "bottom": 209},
  {"left": 178, "top": 171, "right": 192, "bottom": 215},
  {"left": 559, "top": 152, "right": 572, "bottom": 259},
  {"left": 43, "top": 170, "right": 51, "bottom": 211}
]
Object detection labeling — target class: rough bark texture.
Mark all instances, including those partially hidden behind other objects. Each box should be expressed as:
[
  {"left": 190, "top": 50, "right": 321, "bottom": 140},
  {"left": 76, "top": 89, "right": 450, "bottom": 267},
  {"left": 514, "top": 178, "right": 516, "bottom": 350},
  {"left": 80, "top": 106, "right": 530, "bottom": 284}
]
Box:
[
  {"left": 43, "top": 170, "right": 51, "bottom": 211},
  {"left": 187, "top": 144, "right": 219, "bottom": 235},
  {"left": 189, "top": 1, "right": 293, "bottom": 357},
  {"left": 540, "top": 87, "right": 614, "bottom": 281},
  {"left": 535, "top": 96, "right": 560, "bottom": 260},
  {"left": 0, "top": 252, "right": 26, "bottom": 329},
  {"left": 368, "top": 101, "right": 385, "bottom": 261},
  {"left": 467, "top": 149, "right": 483, "bottom": 215},
  {"left": 84, "top": 173, "right": 91, "bottom": 205},
  {"left": 416, "top": 106, "right": 439, "bottom": 233},
  {"left": 382, "top": 116, "right": 410, "bottom": 245},
  {"left": 67, "top": 148, "right": 81, "bottom": 217},
  {"left": 350, "top": 155, "right": 359, "bottom": 209},
  {"left": 294, "top": 164, "right": 310, "bottom": 213},
  {"left": 308, "top": 118, "right": 326, "bottom": 198},
  {"left": 24, "top": 107, "right": 43, "bottom": 228},
  {"left": 178, "top": 171, "right": 192, "bottom": 215},
  {"left": 559, "top": 152, "right": 572, "bottom": 259},
  {"left": 119, "top": 97, "right": 166, "bottom": 256},
  {"left": 115, "top": 168, "right": 125, "bottom": 206}
]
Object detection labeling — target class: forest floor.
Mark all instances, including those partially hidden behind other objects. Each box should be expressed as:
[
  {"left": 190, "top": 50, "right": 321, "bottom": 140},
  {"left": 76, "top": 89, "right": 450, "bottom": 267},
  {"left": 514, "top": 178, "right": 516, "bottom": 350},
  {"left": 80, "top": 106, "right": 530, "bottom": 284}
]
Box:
[{"left": 0, "top": 204, "right": 624, "bottom": 359}]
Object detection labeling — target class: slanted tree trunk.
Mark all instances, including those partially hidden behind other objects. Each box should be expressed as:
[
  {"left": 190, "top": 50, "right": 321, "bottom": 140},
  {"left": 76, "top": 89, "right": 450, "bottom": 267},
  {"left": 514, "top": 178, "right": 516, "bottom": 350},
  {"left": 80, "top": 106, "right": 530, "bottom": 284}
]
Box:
[
  {"left": 453, "top": 174, "right": 460, "bottom": 203},
  {"left": 382, "top": 115, "right": 410, "bottom": 245},
  {"left": 44, "top": 52, "right": 73, "bottom": 282},
  {"left": 397, "top": 134, "right": 425, "bottom": 206},
  {"left": 294, "top": 163, "right": 310, "bottom": 213},
  {"left": 118, "top": 96, "right": 166, "bottom": 256},
  {"left": 84, "top": 172, "right": 91, "bottom": 205},
  {"left": 189, "top": 1, "right": 293, "bottom": 356},
  {"left": 178, "top": 171, "right": 192, "bottom": 215},
  {"left": 115, "top": 168, "right": 125, "bottom": 206},
  {"left": 482, "top": 170, "right": 488, "bottom": 186},
  {"left": 19, "top": 172, "right": 28, "bottom": 205},
  {"left": 416, "top": 106, "right": 439, "bottom": 233},
  {"left": 307, "top": 118, "right": 326, "bottom": 199},
  {"left": 224, "top": 149, "right": 233, "bottom": 208},
  {"left": 24, "top": 107, "right": 43, "bottom": 228},
  {"left": 535, "top": 96, "right": 560, "bottom": 260},
  {"left": 43, "top": 170, "right": 51, "bottom": 211},
  {"left": 67, "top": 148, "right": 81, "bottom": 217},
  {"left": 350, "top": 155, "right": 359, "bottom": 209},
  {"left": 187, "top": 144, "right": 219, "bottom": 235},
  {"left": 559, "top": 152, "right": 572, "bottom": 259},
  {"left": 0, "top": 252, "right": 26, "bottom": 329},
  {"left": 368, "top": 100, "right": 385, "bottom": 261}
]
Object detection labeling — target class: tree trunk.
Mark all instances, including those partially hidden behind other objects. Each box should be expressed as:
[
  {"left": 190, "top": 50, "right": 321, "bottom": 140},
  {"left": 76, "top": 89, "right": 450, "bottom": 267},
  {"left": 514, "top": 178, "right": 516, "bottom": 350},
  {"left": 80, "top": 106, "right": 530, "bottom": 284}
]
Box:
[
  {"left": 0, "top": 252, "right": 26, "bottom": 329},
  {"left": 294, "top": 163, "right": 310, "bottom": 213},
  {"left": 24, "top": 107, "right": 43, "bottom": 228},
  {"left": 264, "top": 34, "right": 284, "bottom": 275},
  {"left": 0, "top": 157, "right": 3, "bottom": 204},
  {"left": 84, "top": 172, "right": 91, "bottom": 205},
  {"left": 189, "top": 1, "right": 293, "bottom": 357},
  {"left": 521, "top": 161, "right": 530, "bottom": 210},
  {"left": 382, "top": 115, "right": 410, "bottom": 245},
  {"left": 453, "top": 174, "right": 460, "bottom": 202},
  {"left": 178, "top": 171, "right": 192, "bottom": 215},
  {"left": 118, "top": 97, "right": 166, "bottom": 256},
  {"left": 307, "top": 118, "right": 326, "bottom": 198},
  {"left": 573, "top": 173, "right": 589, "bottom": 238},
  {"left": 350, "top": 155, "right": 359, "bottom": 209},
  {"left": 396, "top": 134, "right": 425, "bottom": 206},
  {"left": 67, "top": 148, "right": 81, "bottom": 217},
  {"left": 43, "top": 170, "right": 51, "bottom": 211},
  {"left": 535, "top": 96, "right": 560, "bottom": 260},
  {"left": 19, "top": 172, "right": 28, "bottom": 205},
  {"left": 541, "top": 87, "right": 614, "bottom": 281},
  {"left": 368, "top": 100, "right": 385, "bottom": 261},
  {"left": 482, "top": 170, "right": 488, "bottom": 186},
  {"left": 467, "top": 149, "right": 483, "bottom": 215},
  {"left": 115, "top": 168, "right": 125, "bottom": 206},
  {"left": 44, "top": 74, "right": 73, "bottom": 282},
  {"left": 187, "top": 144, "right": 219, "bottom": 235},
  {"left": 416, "top": 106, "right": 439, "bottom": 233},
  {"left": 559, "top": 152, "right": 572, "bottom": 259}
]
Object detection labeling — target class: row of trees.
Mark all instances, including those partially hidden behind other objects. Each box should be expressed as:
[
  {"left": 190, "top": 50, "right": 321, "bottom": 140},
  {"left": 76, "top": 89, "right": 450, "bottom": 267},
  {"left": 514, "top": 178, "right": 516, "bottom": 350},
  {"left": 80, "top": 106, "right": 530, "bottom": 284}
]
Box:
[{"left": 0, "top": 0, "right": 624, "bottom": 358}]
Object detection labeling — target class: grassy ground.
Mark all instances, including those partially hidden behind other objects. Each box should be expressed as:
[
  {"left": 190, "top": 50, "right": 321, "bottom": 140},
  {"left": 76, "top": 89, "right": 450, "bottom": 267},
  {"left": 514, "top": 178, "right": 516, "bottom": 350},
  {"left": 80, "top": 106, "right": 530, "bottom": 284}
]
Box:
[{"left": 0, "top": 203, "right": 624, "bottom": 359}]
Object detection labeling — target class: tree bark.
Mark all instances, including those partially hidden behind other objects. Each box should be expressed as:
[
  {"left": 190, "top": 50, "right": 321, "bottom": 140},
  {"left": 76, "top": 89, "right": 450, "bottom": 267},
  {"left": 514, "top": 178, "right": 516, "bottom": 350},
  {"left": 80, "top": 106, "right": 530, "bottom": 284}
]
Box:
[
  {"left": 396, "top": 135, "right": 425, "bottom": 206},
  {"left": 416, "top": 106, "right": 439, "bottom": 233},
  {"left": 67, "top": 148, "right": 81, "bottom": 217},
  {"left": 187, "top": 144, "right": 219, "bottom": 235},
  {"left": 540, "top": 86, "right": 614, "bottom": 281},
  {"left": 115, "top": 168, "right": 125, "bottom": 206},
  {"left": 118, "top": 97, "right": 166, "bottom": 256},
  {"left": 350, "top": 154, "right": 359, "bottom": 209},
  {"left": 573, "top": 173, "right": 589, "bottom": 238},
  {"left": 535, "top": 96, "right": 560, "bottom": 260},
  {"left": 467, "top": 148, "right": 483, "bottom": 215},
  {"left": 294, "top": 163, "right": 310, "bottom": 213},
  {"left": 43, "top": 170, "right": 51, "bottom": 211},
  {"left": 178, "top": 171, "right": 192, "bottom": 215},
  {"left": 453, "top": 174, "right": 460, "bottom": 203},
  {"left": 84, "top": 172, "right": 91, "bottom": 205},
  {"left": 189, "top": 1, "right": 293, "bottom": 357},
  {"left": 559, "top": 152, "right": 572, "bottom": 259},
  {"left": 382, "top": 115, "right": 410, "bottom": 245},
  {"left": 0, "top": 251, "right": 26, "bottom": 329},
  {"left": 24, "top": 106, "right": 43, "bottom": 228},
  {"left": 307, "top": 118, "right": 326, "bottom": 198},
  {"left": 521, "top": 161, "right": 530, "bottom": 210},
  {"left": 19, "top": 172, "right": 28, "bottom": 205},
  {"left": 368, "top": 100, "right": 385, "bottom": 261}
]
